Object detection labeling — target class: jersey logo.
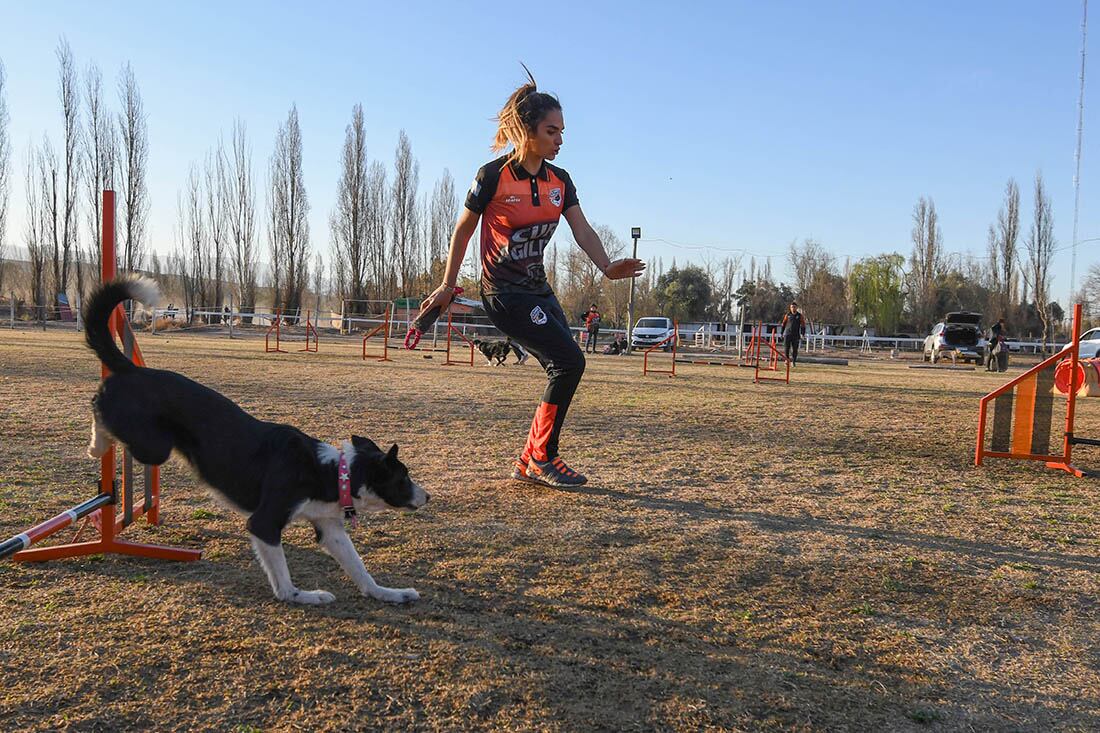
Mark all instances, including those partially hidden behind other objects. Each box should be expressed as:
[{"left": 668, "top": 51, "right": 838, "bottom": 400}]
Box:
[
  {"left": 504, "top": 194, "right": 522, "bottom": 204},
  {"left": 530, "top": 306, "right": 548, "bottom": 325},
  {"left": 549, "top": 187, "right": 562, "bottom": 207},
  {"left": 470, "top": 180, "right": 481, "bottom": 197}
]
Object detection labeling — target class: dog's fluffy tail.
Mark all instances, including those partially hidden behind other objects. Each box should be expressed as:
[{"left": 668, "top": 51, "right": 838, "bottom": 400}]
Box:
[{"left": 83, "top": 277, "right": 161, "bottom": 375}]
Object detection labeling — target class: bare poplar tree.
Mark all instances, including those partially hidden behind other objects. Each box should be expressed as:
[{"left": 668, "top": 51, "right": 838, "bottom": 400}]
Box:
[
  {"left": 428, "top": 169, "right": 457, "bottom": 285},
  {"left": 205, "top": 144, "right": 227, "bottom": 310},
  {"left": 1078, "top": 262, "right": 1100, "bottom": 317},
  {"left": 176, "top": 165, "right": 208, "bottom": 318},
  {"left": 54, "top": 40, "right": 82, "bottom": 303},
  {"left": 390, "top": 130, "right": 419, "bottom": 294},
  {"left": 994, "top": 178, "right": 1020, "bottom": 320},
  {"left": 117, "top": 63, "right": 148, "bottom": 273},
  {"left": 39, "top": 136, "right": 62, "bottom": 311},
  {"left": 225, "top": 121, "right": 257, "bottom": 320},
  {"left": 717, "top": 255, "right": 744, "bottom": 323},
  {"left": 311, "top": 251, "right": 324, "bottom": 314},
  {"left": 24, "top": 149, "right": 47, "bottom": 313},
  {"left": 1024, "top": 171, "right": 1056, "bottom": 351},
  {"left": 0, "top": 59, "right": 9, "bottom": 296},
  {"left": 330, "top": 104, "right": 369, "bottom": 313},
  {"left": 83, "top": 61, "right": 117, "bottom": 288},
  {"left": 267, "top": 106, "right": 310, "bottom": 316},
  {"left": 907, "top": 196, "right": 945, "bottom": 333},
  {"left": 365, "top": 160, "right": 389, "bottom": 299}
]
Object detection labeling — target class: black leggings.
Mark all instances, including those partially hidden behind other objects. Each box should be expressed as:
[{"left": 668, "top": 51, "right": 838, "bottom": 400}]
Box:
[
  {"left": 482, "top": 291, "right": 585, "bottom": 462},
  {"left": 784, "top": 335, "right": 799, "bottom": 363},
  {"left": 586, "top": 327, "right": 600, "bottom": 353}
]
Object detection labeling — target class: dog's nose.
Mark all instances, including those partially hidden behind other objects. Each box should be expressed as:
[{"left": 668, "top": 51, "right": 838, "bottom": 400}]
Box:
[{"left": 423, "top": 492, "right": 431, "bottom": 504}]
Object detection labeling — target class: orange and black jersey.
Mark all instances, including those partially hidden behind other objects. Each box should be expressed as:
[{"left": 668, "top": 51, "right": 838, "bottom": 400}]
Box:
[{"left": 465, "top": 155, "right": 579, "bottom": 295}]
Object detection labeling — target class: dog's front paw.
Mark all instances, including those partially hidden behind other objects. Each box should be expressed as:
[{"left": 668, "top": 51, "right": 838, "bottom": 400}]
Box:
[
  {"left": 371, "top": 587, "right": 419, "bottom": 604},
  {"left": 287, "top": 589, "right": 336, "bottom": 605}
]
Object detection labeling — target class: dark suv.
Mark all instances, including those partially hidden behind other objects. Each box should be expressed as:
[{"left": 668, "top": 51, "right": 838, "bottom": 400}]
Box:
[{"left": 923, "top": 312, "right": 987, "bottom": 364}]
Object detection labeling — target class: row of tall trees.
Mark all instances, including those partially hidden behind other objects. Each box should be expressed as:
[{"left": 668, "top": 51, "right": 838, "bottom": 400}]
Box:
[{"left": 0, "top": 41, "right": 148, "bottom": 314}]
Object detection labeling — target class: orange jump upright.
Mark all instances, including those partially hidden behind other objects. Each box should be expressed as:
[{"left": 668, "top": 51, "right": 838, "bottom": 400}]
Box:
[
  {"left": 362, "top": 305, "right": 393, "bottom": 362},
  {"left": 1, "top": 190, "right": 201, "bottom": 563},
  {"left": 443, "top": 310, "right": 475, "bottom": 366},
  {"left": 642, "top": 320, "right": 678, "bottom": 377}
]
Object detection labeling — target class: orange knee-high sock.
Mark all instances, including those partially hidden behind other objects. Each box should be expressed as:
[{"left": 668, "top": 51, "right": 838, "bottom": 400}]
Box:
[{"left": 521, "top": 402, "right": 558, "bottom": 462}]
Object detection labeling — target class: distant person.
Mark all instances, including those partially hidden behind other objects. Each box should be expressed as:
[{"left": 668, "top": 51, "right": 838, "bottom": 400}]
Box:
[
  {"left": 603, "top": 334, "right": 628, "bottom": 355},
  {"left": 779, "top": 302, "right": 806, "bottom": 365},
  {"left": 986, "top": 318, "right": 1008, "bottom": 372},
  {"left": 584, "top": 303, "right": 602, "bottom": 353},
  {"left": 223, "top": 304, "right": 231, "bottom": 325}
]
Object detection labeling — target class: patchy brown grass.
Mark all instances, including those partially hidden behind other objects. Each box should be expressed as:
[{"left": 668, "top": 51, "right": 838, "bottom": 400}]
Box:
[{"left": 0, "top": 329, "right": 1097, "bottom": 732}]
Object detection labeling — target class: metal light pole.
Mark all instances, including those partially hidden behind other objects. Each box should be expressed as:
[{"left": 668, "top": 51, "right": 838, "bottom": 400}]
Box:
[{"left": 627, "top": 227, "right": 641, "bottom": 354}]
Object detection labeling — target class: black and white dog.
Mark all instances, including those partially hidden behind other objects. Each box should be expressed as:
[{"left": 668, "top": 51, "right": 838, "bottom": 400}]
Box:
[
  {"left": 473, "top": 338, "right": 528, "bottom": 366},
  {"left": 84, "top": 278, "right": 428, "bottom": 605}
]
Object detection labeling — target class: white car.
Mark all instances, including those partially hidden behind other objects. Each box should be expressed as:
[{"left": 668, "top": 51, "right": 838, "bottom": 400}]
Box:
[
  {"left": 631, "top": 317, "right": 677, "bottom": 351},
  {"left": 1070, "top": 327, "right": 1100, "bottom": 358}
]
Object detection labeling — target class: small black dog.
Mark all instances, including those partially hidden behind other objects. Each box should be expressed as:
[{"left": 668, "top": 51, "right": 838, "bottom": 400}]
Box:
[
  {"left": 84, "top": 278, "right": 429, "bottom": 605},
  {"left": 474, "top": 337, "right": 528, "bottom": 366}
]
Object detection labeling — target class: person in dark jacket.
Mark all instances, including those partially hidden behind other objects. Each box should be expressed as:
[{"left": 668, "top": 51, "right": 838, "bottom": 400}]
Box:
[
  {"left": 779, "top": 302, "right": 806, "bottom": 365},
  {"left": 986, "top": 318, "right": 1008, "bottom": 372},
  {"left": 584, "top": 304, "right": 602, "bottom": 354}
]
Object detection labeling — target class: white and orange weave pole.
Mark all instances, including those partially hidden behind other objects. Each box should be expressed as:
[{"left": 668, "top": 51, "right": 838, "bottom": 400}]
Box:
[{"left": 0, "top": 191, "right": 201, "bottom": 562}]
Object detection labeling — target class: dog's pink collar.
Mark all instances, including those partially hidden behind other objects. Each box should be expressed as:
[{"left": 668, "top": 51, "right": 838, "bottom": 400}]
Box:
[{"left": 338, "top": 451, "right": 358, "bottom": 528}]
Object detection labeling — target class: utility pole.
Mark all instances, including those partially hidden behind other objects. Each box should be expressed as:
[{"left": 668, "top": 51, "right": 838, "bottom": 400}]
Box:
[
  {"left": 627, "top": 227, "right": 641, "bottom": 353},
  {"left": 1071, "top": 0, "right": 1089, "bottom": 302}
]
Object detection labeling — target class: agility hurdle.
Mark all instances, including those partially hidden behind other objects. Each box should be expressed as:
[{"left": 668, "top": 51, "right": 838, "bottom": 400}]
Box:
[
  {"left": 299, "top": 310, "right": 319, "bottom": 353},
  {"left": 443, "top": 310, "right": 475, "bottom": 366},
  {"left": 1, "top": 190, "right": 201, "bottom": 563},
  {"left": 643, "top": 320, "right": 678, "bottom": 377},
  {"left": 362, "top": 305, "right": 393, "bottom": 362},
  {"left": 975, "top": 303, "right": 1097, "bottom": 477},
  {"left": 265, "top": 308, "right": 288, "bottom": 353},
  {"left": 750, "top": 322, "right": 789, "bottom": 384}
]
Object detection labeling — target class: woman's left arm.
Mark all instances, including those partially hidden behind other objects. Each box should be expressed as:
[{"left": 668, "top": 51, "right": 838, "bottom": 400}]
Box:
[{"left": 563, "top": 206, "right": 645, "bottom": 281}]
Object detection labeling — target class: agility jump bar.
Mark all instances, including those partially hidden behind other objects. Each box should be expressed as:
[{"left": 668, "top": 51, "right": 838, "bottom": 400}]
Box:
[{"left": 0, "top": 493, "right": 113, "bottom": 560}]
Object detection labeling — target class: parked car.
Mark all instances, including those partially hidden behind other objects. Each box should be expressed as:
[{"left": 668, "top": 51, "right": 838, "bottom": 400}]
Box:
[
  {"left": 631, "top": 317, "right": 677, "bottom": 351},
  {"left": 923, "top": 312, "right": 988, "bottom": 364},
  {"left": 1071, "top": 327, "right": 1100, "bottom": 359}
]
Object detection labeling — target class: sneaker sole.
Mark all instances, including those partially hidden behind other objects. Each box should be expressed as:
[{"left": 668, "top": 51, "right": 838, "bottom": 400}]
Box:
[
  {"left": 511, "top": 470, "right": 541, "bottom": 484},
  {"left": 526, "top": 471, "right": 588, "bottom": 488}
]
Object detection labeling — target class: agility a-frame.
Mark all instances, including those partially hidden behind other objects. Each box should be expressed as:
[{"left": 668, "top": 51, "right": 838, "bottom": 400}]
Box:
[
  {"left": 0, "top": 191, "right": 201, "bottom": 563},
  {"left": 975, "top": 303, "right": 1098, "bottom": 478}
]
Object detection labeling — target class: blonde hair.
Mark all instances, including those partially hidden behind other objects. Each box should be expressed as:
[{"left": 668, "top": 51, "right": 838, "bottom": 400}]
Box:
[{"left": 492, "top": 64, "right": 561, "bottom": 163}]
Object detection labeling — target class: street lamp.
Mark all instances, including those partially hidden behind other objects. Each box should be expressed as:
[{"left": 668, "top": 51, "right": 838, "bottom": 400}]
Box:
[{"left": 627, "top": 227, "right": 641, "bottom": 354}]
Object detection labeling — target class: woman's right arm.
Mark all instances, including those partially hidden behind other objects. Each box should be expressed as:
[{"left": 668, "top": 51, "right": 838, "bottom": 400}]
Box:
[{"left": 418, "top": 208, "right": 480, "bottom": 314}]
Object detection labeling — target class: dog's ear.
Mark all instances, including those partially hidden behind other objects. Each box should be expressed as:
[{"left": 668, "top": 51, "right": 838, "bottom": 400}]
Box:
[
  {"left": 386, "top": 443, "right": 399, "bottom": 463},
  {"left": 352, "top": 435, "right": 381, "bottom": 453}
]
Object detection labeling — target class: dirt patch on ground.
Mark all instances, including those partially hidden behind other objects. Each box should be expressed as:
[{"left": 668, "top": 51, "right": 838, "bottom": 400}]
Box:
[{"left": 0, "top": 330, "right": 1097, "bottom": 731}]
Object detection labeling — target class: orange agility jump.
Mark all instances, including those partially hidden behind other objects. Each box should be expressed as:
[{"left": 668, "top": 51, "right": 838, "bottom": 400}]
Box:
[
  {"left": 1, "top": 190, "right": 201, "bottom": 563},
  {"left": 975, "top": 303, "right": 1098, "bottom": 478}
]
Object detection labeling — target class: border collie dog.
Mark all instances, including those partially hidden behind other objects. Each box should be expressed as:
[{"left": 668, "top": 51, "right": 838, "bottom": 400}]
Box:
[
  {"left": 473, "top": 338, "right": 528, "bottom": 366},
  {"left": 84, "top": 278, "right": 429, "bottom": 605}
]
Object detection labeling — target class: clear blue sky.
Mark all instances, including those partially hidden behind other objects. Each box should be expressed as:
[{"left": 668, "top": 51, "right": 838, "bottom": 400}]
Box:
[{"left": 2, "top": 1, "right": 1097, "bottom": 303}]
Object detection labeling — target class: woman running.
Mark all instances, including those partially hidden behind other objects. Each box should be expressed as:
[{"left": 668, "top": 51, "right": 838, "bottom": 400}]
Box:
[{"left": 415, "top": 70, "right": 644, "bottom": 487}]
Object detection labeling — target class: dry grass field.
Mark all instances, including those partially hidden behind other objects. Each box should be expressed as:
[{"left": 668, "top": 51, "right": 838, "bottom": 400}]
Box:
[{"left": 0, "top": 328, "right": 1097, "bottom": 732}]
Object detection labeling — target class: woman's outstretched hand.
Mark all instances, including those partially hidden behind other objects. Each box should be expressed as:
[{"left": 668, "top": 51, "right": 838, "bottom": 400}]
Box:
[
  {"left": 417, "top": 284, "right": 458, "bottom": 322},
  {"left": 603, "top": 258, "right": 646, "bottom": 280}
]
